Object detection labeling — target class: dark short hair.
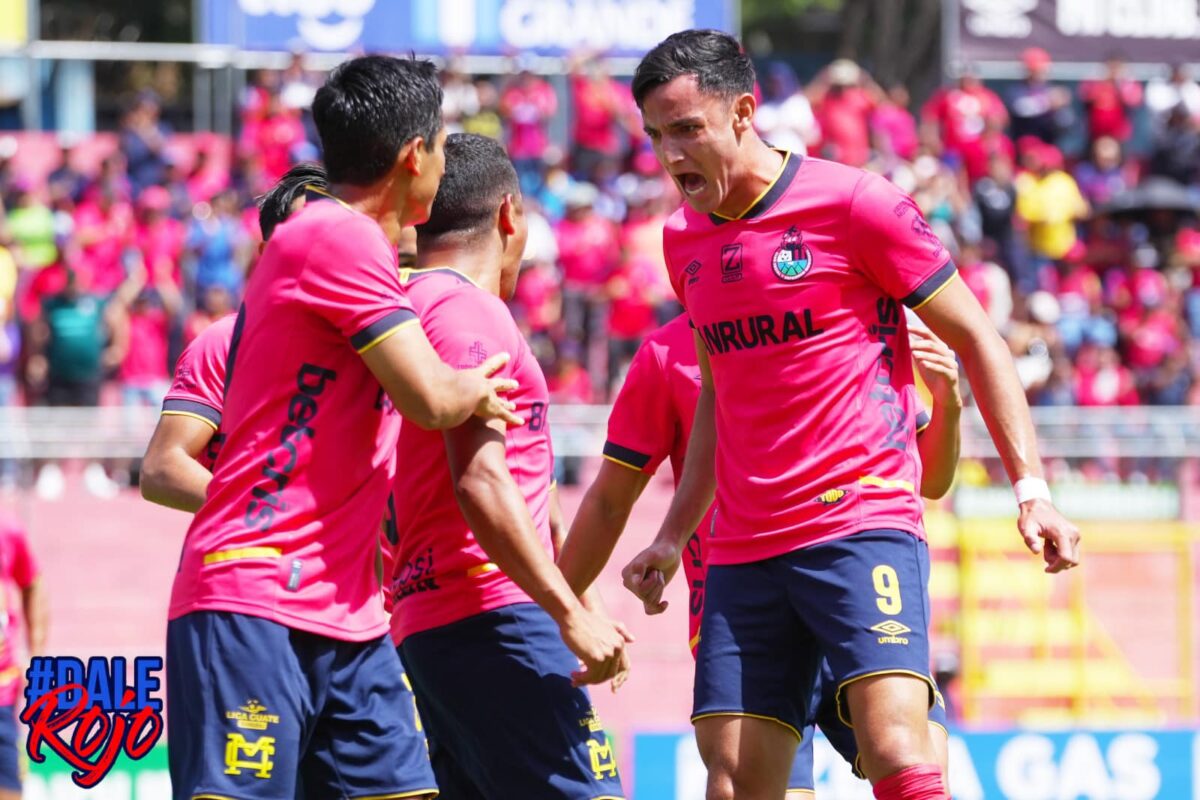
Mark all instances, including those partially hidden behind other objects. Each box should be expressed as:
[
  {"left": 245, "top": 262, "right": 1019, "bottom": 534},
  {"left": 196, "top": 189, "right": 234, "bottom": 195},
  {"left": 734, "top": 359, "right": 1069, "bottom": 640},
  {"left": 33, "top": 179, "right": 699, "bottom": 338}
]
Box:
[
  {"left": 632, "top": 29, "right": 755, "bottom": 108},
  {"left": 417, "top": 134, "right": 519, "bottom": 242},
  {"left": 256, "top": 162, "right": 327, "bottom": 241},
  {"left": 312, "top": 55, "right": 443, "bottom": 186}
]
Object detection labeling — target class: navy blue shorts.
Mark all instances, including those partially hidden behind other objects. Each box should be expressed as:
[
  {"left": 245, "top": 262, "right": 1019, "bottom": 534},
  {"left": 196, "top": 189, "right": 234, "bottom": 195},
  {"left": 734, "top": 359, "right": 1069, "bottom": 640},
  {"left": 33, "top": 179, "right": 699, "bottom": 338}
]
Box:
[
  {"left": 694, "top": 529, "right": 935, "bottom": 742},
  {"left": 166, "top": 611, "right": 435, "bottom": 800},
  {"left": 0, "top": 704, "right": 19, "bottom": 791},
  {"left": 398, "top": 603, "right": 625, "bottom": 800}
]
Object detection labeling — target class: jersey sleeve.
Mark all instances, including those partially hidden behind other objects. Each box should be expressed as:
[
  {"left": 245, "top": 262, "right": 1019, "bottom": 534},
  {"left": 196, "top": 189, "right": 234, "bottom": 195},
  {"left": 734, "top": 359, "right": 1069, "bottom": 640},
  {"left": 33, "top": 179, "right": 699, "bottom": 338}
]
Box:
[
  {"left": 662, "top": 219, "right": 689, "bottom": 310},
  {"left": 603, "top": 339, "right": 675, "bottom": 474},
  {"left": 850, "top": 172, "right": 956, "bottom": 309},
  {"left": 162, "top": 319, "right": 230, "bottom": 429},
  {"left": 421, "top": 288, "right": 516, "bottom": 376},
  {"left": 302, "top": 216, "right": 419, "bottom": 353}
]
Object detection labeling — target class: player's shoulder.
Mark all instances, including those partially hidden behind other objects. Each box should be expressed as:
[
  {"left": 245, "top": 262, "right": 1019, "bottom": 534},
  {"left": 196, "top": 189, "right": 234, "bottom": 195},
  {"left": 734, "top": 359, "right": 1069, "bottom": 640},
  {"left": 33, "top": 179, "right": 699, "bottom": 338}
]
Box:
[
  {"left": 407, "top": 268, "right": 517, "bottom": 333},
  {"left": 195, "top": 313, "right": 238, "bottom": 349},
  {"left": 645, "top": 313, "right": 692, "bottom": 351},
  {"left": 284, "top": 197, "right": 390, "bottom": 253},
  {"left": 793, "top": 155, "right": 874, "bottom": 199}
]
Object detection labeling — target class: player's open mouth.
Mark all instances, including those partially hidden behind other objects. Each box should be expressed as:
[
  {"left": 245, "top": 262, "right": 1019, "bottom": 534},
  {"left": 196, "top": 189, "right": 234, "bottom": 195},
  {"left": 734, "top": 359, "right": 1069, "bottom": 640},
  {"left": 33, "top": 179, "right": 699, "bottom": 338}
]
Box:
[{"left": 677, "top": 172, "right": 707, "bottom": 196}]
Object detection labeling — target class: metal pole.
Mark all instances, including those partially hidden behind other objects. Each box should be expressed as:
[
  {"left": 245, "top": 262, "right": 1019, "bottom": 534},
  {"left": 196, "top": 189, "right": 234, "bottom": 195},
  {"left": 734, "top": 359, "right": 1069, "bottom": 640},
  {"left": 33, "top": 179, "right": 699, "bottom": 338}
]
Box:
[
  {"left": 21, "top": 0, "right": 40, "bottom": 130},
  {"left": 940, "top": 0, "right": 959, "bottom": 81},
  {"left": 194, "top": 67, "right": 211, "bottom": 132}
]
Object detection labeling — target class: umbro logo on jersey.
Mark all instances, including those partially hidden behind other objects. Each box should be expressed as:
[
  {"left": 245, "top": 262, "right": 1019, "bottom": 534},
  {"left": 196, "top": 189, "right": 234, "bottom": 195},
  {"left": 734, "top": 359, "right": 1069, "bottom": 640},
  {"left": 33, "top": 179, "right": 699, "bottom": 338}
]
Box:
[{"left": 685, "top": 260, "right": 702, "bottom": 285}]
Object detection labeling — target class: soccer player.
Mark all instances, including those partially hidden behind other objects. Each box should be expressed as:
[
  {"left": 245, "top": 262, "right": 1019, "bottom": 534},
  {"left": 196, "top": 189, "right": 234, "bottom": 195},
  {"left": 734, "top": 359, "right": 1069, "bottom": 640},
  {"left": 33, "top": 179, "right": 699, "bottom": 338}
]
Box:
[
  {"left": 166, "top": 56, "right": 520, "bottom": 800},
  {"left": 388, "top": 133, "right": 628, "bottom": 799},
  {"left": 558, "top": 315, "right": 957, "bottom": 796},
  {"left": 622, "top": 30, "right": 1079, "bottom": 800},
  {"left": 141, "top": 163, "right": 328, "bottom": 513}
]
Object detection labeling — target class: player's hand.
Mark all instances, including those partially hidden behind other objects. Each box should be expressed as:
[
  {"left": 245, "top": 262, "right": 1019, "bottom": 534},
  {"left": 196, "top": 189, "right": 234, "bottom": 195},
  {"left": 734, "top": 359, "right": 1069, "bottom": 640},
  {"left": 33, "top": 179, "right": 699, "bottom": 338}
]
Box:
[
  {"left": 466, "top": 353, "right": 523, "bottom": 427},
  {"left": 621, "top": 538, "right": 681, "bottom": 615},
  {"left": 910, "top": 327, "right": 961, "bottom": 408},
  {"left": 560, "top": 605, "right": 634, "bottom": 687},
  {"left": 1018, "top": 498, "right": 1081, "bottom": 574}
]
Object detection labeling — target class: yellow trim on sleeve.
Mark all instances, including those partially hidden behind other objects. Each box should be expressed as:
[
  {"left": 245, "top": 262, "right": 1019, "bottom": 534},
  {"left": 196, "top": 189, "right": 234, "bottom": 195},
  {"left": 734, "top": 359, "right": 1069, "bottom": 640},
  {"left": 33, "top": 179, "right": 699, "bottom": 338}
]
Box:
[
  {"left": 602, "top": 454, "right": 645, "bottom": 473},
  {"left": 858, "top": 475, "right": 916, "bottom": 493},
  {"left": 712, "top": 151, "right": 791, "bottom": 221},
  {"left": 834, "top": 669, "right": 938, "bottom": 729},
  {"left": 406, "top": 265, "right": 480, "bottom": 287},
  {"left": 161, "top": 410, "right": 220, "bottom": 431},
  {"left": 910, "top": 269, "right": 958, "bottom": 311},
  {"left": 202, "top": 546, "right": 283, "bottom": 566},
  {"left": 691, "top": 711, "right": 803, "bottom": 742},
  {"left": 688, "top": 630, "right": 702, "bottom": 652},
  {"left": 349, "top": 791, "right": 439, "bottom": 800},
  {"left": 356, "top": 317, "right": 419, "bottom": 354},
  {"left": 304, "top": 185, "right": 355, "bottom": 212},
  {"left": 466, "top": 562, "right": 499, "bottom": 578}
]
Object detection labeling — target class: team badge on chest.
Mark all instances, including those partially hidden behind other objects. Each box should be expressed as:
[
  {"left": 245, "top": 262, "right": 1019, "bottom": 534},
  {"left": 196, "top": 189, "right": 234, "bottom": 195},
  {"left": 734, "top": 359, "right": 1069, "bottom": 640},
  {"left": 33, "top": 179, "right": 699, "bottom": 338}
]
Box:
[{"left": 771, "top": 226, "right": 813, "bottom": 282}]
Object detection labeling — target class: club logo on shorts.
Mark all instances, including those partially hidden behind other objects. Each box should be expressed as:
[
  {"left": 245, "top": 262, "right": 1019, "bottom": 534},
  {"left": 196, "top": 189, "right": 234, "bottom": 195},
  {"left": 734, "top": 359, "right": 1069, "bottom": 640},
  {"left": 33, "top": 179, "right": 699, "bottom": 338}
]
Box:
[
  {"left": 225, "top": 733, "right": 276, "bottom": 779},
  {"left": 686, "top": 259, "right": 703, "bottom": 286},
  {"left": 816, "top": 488, "right": 848, "bottom": 505},
  {"left": 871, "top": 620, "right": 912, "bottom": 645},
  {"left": 771, "top": 226, "right": 813, "bottom": 282}
]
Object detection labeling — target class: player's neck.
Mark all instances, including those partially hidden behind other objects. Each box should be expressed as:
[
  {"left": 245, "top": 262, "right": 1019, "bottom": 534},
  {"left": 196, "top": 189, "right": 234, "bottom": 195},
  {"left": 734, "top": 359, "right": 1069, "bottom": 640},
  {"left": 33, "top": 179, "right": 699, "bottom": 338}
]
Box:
[
  {"left": 415, "top": 243, "right": 502, "bottom": 297},
  {"left": 326, "top": 183, "right": 406, "bottom": 247},
  {"left": 713, "top": 141, "right": 785, "bottom": 220}
]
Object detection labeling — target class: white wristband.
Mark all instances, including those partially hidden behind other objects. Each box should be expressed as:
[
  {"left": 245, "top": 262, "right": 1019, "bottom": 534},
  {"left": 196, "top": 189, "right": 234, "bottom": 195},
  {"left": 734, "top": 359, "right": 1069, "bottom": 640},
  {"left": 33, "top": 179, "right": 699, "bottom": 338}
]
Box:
[{"left": 1014, "top": 477, "right": 1052, "bottom": 506}]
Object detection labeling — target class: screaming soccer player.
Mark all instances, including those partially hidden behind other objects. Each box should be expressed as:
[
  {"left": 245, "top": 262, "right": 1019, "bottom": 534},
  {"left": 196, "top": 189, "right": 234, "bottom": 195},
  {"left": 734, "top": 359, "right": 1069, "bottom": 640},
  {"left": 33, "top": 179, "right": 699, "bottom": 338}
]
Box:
[{"left": 621, "top": 30, "right": 1079, "bottom": 800}]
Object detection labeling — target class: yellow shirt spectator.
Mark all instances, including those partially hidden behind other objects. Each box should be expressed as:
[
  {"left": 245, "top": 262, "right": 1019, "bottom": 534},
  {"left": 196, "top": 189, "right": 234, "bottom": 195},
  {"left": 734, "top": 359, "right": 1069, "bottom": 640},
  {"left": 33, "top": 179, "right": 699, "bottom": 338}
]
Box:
[{"left": 1016, "top": 168, "right": 1089, "bottom": 260}]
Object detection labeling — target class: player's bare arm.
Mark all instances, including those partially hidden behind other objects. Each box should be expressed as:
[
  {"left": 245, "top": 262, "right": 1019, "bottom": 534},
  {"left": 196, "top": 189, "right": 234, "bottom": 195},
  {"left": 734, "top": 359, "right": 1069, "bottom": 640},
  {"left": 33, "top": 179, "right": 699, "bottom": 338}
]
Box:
[
  {"left": 622, "top": 329, "right": 716, "bottom": 614},
  {"left": 362, "top": 324, "right": 522, "bottom": 430},
  {"left": 912, "top": 326, "right": 962, "bottom": 499},
  {"left": 444, "top": 416, "right": 633, "bottom": 686},
  {"left": 140, "top": 414, "right": 217, "bottom": 513},
  {"left": 916, "top": 276, "right": 1080, "bottom": 572},
  {"left": 558, "top": 462, "right": 651, "bottom": 596}
]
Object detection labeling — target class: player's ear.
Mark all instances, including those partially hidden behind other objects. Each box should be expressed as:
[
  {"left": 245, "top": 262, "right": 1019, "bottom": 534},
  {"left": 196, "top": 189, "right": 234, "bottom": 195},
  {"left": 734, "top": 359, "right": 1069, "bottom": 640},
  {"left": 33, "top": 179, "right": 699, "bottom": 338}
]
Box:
[
  {"left": 399, "top": 136, "right": 425, "bottom": 176},
  {"left": 498, "top": 193, "right": 517, "bottom": 236},
  {"left": 731, "top": 92, "right": 756, "bottom": 135}
]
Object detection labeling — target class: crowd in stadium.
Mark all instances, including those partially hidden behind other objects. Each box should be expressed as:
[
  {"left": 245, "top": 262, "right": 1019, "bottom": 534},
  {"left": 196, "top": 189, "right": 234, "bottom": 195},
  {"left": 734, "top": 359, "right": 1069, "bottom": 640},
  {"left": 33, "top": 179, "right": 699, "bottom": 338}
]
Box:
[{"left": 0, "top": 46, "right": 1197, "bottom": 493}]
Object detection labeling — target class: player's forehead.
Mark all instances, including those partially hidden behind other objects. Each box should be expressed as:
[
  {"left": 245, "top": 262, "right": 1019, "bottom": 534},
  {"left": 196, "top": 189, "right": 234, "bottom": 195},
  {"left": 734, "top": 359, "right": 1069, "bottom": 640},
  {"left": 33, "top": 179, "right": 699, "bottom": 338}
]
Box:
[{"left": 640, "top": 74, "right": 726, "bottom": 129}]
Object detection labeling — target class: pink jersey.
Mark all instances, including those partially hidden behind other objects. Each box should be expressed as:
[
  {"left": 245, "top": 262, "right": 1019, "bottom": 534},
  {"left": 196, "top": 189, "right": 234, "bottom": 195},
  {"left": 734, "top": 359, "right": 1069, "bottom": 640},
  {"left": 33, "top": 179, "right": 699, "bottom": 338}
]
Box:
[
  {"left": 170, "top": 196, "right": 415, "bottom": 642},
  {"left": 388, "top": 268, "right": 553, "bottom": 643},
  {"left": 0, "top": 517, "right": 37, "bottom": 707},
  {"left": 603, "top": 314, "right": 713, "bottom": 653},
  {"left": 609, "top": 312, "right": 934, "bottom": 655},
  {"left": 162, "top": 313, "right": 236, "bottom": 471},
  {"left": 666, "top": 153, "right": 953, "bottom": 566}
]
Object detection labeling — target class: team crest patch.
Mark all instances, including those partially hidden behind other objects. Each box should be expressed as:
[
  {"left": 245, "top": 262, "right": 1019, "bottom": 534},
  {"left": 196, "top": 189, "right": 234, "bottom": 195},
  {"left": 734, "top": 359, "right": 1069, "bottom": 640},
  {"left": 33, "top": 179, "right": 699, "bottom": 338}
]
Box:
[{"left": 772, "top": 226, "right": 813, "bottom": 282}]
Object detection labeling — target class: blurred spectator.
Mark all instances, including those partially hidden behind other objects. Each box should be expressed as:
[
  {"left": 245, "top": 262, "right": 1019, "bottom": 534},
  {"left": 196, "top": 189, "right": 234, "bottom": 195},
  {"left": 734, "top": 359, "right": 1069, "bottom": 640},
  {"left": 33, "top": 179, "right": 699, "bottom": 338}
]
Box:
[
  {"left": 755, "top": 62, "right": 820, "bottom": 156},
  {"left": 186, "top": 189, "right": 250, "bottom": 299},
  {"left": 5, "top": 181, "right": 56, "bottom": 271},
  {"left": 463, "top": 78, "right": 503, "bottom": 141},
  {"left": 569, "top": 54, "right": 631, "bottom": 182},
  {"left": 1016, "top": 143, "right": 1089, "bottom": 264},
  {"left": 1075, "top": 342, "right": 1140, "bottom": 406},
  {"left": 1148, "top": 105, "right": 1200, "bottom": 185},
  {"left": 870, "top": 84, "right": 918, "bottom": 164},
  {"left": 1145, "top": 64, "right": 1200, "bottom": 133},
  {"left": 119, "top": 92, "right": 172, "bottom": 197},
  {"left": 254, "top": 93, "right": 308, "bottom": 186},
  {"left": 810, "top": 59, "right": 880, "bottom": 167},
  {"left": 135, "top": 186, "right": 185, "bottom": 287},
  {"left": 27, "top": 268, "right": 116, "bottom": 408},
  {"left": 922, "top": 66, "right": 1008, "bottom": 172},
  {"left": 185, "top": 284, "right": 235, "bottom": 346},
  {"left": 0, "top": 299, "right": 17, "bottom": 407},
  {"left": 1007, "top": 47, "right": 1073, "bottom": 145},
  {"left": 108, "top": 262, "right": 180, "bottom": 409},
  {"left": 556, "top": 182, "right": 618, "bottom": 387},
  {"left": 501, "top": 60, "right": 558, "bottom": 196},
  {"left": 46, "top": 138, "right": 86, "bottom": 205},
  {"left": 442, "top": 58, "right": 480, "bottom": 135},
  {"left": 1079, "top": 56, "right": 1143, "bottom": 145},
  {"left": 973, "top": 153, "right": 1023, "bottom": 283},
  {"left": 1073, "top": 136, "right": 1133, "bottom": 207},
  {"left": 72, "top": 185, "right": 135, "bottom": 296}
]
